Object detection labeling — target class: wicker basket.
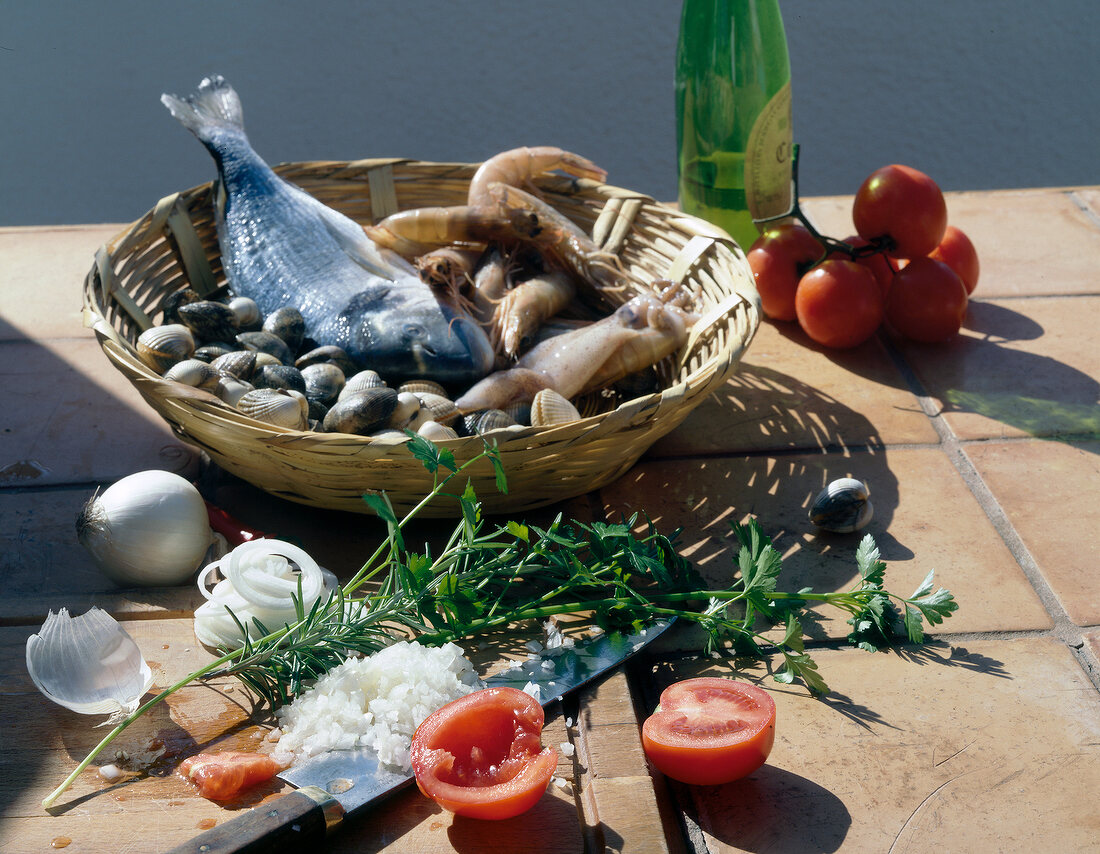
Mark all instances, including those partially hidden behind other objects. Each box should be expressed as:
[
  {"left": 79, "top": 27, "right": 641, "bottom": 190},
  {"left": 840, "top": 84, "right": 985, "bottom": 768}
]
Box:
[{"left": 82, "top": 159, "right": 760, "bottom": 517}]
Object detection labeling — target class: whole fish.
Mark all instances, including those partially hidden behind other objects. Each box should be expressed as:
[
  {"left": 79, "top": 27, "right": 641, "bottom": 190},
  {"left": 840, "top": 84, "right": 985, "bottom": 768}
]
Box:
[{"left": 161, "top": 76, "right": 494, "bottom": 386}]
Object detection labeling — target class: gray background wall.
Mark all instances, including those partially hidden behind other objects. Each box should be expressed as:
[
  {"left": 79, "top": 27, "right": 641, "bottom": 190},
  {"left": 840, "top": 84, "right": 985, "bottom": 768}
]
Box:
[{"left": 3, "top": 1, "right": 1097, "bottom": 227}]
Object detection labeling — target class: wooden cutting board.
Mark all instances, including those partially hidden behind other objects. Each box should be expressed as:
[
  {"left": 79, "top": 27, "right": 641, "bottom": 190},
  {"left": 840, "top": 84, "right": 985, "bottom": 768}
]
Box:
[{"left": 0, "top": 617, "right": 679, "bottom": 854}]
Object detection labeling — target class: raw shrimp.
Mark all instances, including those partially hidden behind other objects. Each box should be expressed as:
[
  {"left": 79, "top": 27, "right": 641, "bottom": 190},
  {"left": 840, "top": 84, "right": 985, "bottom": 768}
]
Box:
[
  {"left": 455, "top": 283, "right": 697, "bottom": 413},
  {"left": 364, "top": 205, "right": 540, "bottom": 258},
  {"left": 468, "top": 146, "right": 608, "bottom": 208},
  {"left": 487, "top": 183, "right": 625, "bottom": 296},
  {"left": 491, "top": 270, "right": 576, "bottom": 356}
]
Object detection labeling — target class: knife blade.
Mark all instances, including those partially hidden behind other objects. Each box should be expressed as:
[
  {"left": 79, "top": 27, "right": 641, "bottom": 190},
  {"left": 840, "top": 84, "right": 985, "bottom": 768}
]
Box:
[{"left": 165, "top": 620, "right": 672, "bottom": 854}]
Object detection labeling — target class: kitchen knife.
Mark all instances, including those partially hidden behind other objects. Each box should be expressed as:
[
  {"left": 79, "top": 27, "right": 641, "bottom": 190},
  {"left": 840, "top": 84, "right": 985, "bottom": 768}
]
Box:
[{"left": 165, "top": 620, "right": 672, "bottom": 854}]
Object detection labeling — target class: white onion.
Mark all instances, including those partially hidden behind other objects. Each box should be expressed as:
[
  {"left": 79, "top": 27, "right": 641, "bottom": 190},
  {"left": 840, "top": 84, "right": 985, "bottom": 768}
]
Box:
[
  {"left": 193, "top": 539, "right": 339, "bottom": 648},
  {"left": 76, "top": 470, "right": 214, "bottom": 587},
  {"left": 25, "top": 607, "right": 154, "bottom": 725}
]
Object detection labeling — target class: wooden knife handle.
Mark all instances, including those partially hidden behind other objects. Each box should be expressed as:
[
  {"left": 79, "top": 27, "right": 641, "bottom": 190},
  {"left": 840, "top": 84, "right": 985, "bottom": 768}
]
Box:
[{"left": 164, "top": 788, "right": 344, "bottom": 853}]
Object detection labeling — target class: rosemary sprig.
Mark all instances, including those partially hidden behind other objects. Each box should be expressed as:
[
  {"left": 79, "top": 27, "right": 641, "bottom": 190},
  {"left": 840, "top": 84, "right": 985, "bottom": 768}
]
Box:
[{"left": 43, "top": 435, "right": 958, "bottom": 808}]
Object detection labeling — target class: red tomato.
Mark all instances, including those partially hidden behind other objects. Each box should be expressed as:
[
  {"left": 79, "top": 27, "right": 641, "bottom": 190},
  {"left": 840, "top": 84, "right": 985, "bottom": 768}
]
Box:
[
  {"left": 410, "top": 687, "right": 557, "bottom": 820},
  {"left": 642, "top": 678, "right": 776, "bottom": 786},
  {"left": 853, "top": 164, "right": 948, "bottom": 259},
  {"left": 794, "top": 259, "right": 883, "bottom": 349},
  {"left": 178, "top": 751, "right": 285, "bottom": 801},
  {"left": 885, "top": 257, "right": 969, "bottom": 342},
  {"left": 929, "top": 225, "right": 980, "bottom": 294},
  {"left": 747, "top": 223, "right": 825, "bottom": 321},
  {"left": 834, "top": 235, "right": 897, "bottom": 300}
]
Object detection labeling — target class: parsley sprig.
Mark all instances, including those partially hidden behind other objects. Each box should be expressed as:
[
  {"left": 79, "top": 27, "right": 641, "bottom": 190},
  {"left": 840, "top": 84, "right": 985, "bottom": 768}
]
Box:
[{"left": 43, "top": 436, "right": 956, "bottom": 808}]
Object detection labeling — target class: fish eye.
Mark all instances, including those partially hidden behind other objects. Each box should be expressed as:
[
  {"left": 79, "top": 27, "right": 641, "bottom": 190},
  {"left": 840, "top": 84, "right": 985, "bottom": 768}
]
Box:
[{"left": 403, "top": 323, "right": 426, "bottom": 340}]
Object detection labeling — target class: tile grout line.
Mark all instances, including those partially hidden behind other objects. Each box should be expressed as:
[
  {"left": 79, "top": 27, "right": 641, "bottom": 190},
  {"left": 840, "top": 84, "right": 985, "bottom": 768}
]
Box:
[{"left": 879, "top": 333, "right": 1100, "bottom": 691}]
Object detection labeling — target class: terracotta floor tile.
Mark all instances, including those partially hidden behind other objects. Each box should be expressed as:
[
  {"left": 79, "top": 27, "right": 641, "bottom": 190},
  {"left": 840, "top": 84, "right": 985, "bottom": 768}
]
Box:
[
  {"left": 650, "top": 317, "right": 938, "bottom": 457},
  {"left": 804, "top": 188, "right": 1100, "bottom": 297},
  {"left": 895, "top": 295, "right": 1100, "bottom": 441},
  {"left": 965, "top": 438, "right": 1100, "bottom": 626},
  {"left": 0, "top": 225, "right": 123, "bottom": 341},
  {"left": 600, "top": 447, "right": 1050, "bottom": 639},
  {"left": 0, "top": 337, "right": 200, "bottom": 488},
  {"left": 644, "top": 637, "right": 1100, "bottom": 853},
  {"left": 1071, "top": 187, "right": 1100, "bottom": 224}
]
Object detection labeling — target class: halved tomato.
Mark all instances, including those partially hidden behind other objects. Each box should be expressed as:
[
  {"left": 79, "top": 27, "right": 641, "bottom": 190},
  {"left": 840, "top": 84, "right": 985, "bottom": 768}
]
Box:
[
  {"left": 410, "top": 687, "right": 557, "bottom": 820},
  {"left": 178, "top": 750, "right": 285, "bottom": 800},
  {"left": 641, "top": 678, "right": 775, "bottom": 786}
]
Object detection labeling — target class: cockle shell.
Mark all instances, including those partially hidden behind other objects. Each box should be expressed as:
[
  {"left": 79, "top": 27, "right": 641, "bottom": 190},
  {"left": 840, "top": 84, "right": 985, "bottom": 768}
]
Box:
[
  {"left": 228, "top": 296, "right": 262, "bottom": 330},
  {"left": 177, "top": 300, "right": 240, "bottom": 343},
  {"left": 398, "top": 379, "right": 448, "bottom": 398},
  {"left": 417, "top": 420, "right": 459, "bottom": 441},
  {"left": 530, "top": 388, "right": 581, "bottom": 427},
  {"left": 459, "top": 408, "right": 518, "bottom": 436},
  {"left": 236, "top": 330, "right": 293, "bottom": 365},
  {"left": 137, "top": 324, "right": 195, "bottom": 373},
  {"left": 322, "top": 387, "right": 399, "bottom": 435},
  {"left": 302, "top": 362, "right": 346, "bottom": 407},
  {"left": 211, "top": 349, "right": 258, "bottom": 380},
  {"left": 263, "top": 306, "right": 306, "bottom": 354},
  {"left": 236, "top": 388, "right": 309, "bottom": 429},
  {"left": 339, "top": 370, "right": 386, "bottom": 401},
  {"left": 254, "top": 364, "right": 307, "bottom": 395},
  {"left": 163, "top": 358, "right": 220, "bottom": 389},
  {"left": 387, "top": 392, "right": 421, "bottom": 429},
  {"left": 215, "top": 376, "right": 254, "bottom": 407},
  {"left": 809, "top": 478, "right": 873, "bottom": 533}
]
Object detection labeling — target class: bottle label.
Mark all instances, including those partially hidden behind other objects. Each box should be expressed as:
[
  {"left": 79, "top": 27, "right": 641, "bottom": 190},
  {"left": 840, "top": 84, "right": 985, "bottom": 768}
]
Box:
[{"left": 744, "top": 81, "right": 793, "bottom": 224}]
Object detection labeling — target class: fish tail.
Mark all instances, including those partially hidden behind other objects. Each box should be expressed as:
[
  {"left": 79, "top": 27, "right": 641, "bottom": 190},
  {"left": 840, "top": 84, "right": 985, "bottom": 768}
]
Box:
[{"left": 161, "top": 75, "right": 245, "bottom": 142}]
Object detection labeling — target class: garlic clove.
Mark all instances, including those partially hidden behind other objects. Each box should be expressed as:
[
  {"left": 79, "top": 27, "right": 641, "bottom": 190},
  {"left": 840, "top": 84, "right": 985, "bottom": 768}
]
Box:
[{"left": 26, "top": 607, "right": 154, "bottom": 723}]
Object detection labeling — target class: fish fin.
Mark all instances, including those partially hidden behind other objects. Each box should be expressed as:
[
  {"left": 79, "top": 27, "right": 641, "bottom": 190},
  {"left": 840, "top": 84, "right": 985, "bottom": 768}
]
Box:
[
  {"left": 321, "top": 212, "right": 418, "bottom": 279},
  {"left": 161, "top": 75, "right": 244, "bottom": 139}
]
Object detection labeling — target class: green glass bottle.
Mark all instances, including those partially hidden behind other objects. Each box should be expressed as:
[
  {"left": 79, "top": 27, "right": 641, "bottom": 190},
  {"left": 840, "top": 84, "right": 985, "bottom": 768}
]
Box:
[{"left": 676, "top": 0, "right": 793, "bottom": 250}]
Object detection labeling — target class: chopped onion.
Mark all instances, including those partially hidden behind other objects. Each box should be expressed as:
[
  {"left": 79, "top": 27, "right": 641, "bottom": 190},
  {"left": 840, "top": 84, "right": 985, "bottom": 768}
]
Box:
[
  {"left": 25, "top": 608, "right": 154, "bottom": 726},
  {"left": 193, "top": 539, "right": 339, "bottom": 648}
]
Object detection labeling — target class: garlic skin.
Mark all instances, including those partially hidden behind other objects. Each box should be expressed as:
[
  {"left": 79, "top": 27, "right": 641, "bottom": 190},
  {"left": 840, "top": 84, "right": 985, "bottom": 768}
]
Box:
[
  {"left": 26, "top": 608, "right": 154, "bottom": 725},
  {"left": 76, "top": 470, "right": 214, "bottom": 587}
]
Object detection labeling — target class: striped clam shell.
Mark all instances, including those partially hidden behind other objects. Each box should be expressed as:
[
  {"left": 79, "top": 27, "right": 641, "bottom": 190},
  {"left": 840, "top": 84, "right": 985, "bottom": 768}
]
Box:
[
  {"left": 322, "top": 387, "right": 400, "bottom": 436},
  {"left": 177, "top": 300, "right": 240, "bottom": 343},
  {"left": 302, "top": 362, "right": 347, "bottom": 407},
  {"left": 263, "top": 306, "right": 306, "bottom": 354},
  {"left": 236, "top": 388, "right": 309, "bottom": 430},
  {"left": 236, "top": 330, "right": 293, "bottom": 365},
  {"left": 530, "top": 389, "right": 581, "bottom": 427},
  {"left": 417, "top": 420, "right": 459, "bottom": 442},
  {"left": 339, "top": 370, "right": 386, "bottom": 401},
  {"left": 397, "top": 379, "right": 448, "bottom": 398},
  {"left": 809, "top": 478, "right": 873, "bottom": 533},
  {"left": 211, "top": 350, "right": 258, "bottom": 380},
  {"left": 137, "top": 324, "right": 195, "bottom": 373}
]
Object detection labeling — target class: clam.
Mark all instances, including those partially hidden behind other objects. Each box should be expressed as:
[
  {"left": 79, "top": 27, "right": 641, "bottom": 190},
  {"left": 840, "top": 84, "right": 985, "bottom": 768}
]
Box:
[
  {"left": 339, "top": 370, "right": 386, "bottom": 401},
  {"left": 322, "top": 387, "right": 399, "bottom": 435},
  {"left": 236, "top": 388, "right": 309, "bottom": 430},
  {"left": 228, "top": 296, "right": 262, "bottom": 330},
  {"left": 388, "top": 392, "right": 421, "bottom": 429},
  {"left": 211, "top": 349, "right": 258, "bottom": 380},
  {"left": 263, "top": 306, "right": 306, "bottom": 354},
  {"left": 530, "top": 388, "right": 581, "bottom": 427},
  {"left": 160, "top": 288, "right": 200, "bottom": 324},
  {"left": 459, "top": 408, "right": 518, "bottom": 436},
  {"left": 809, "top": 478, "right": 873, "bottom": 533},
  {"left": 415, "top": 392, "right": 460, "bottom": 425},
  {"left": 137, "top": 324, "right": 195, "bottom": 373},
  {"left": 295, "top": 345, "right": 358, "bottom": 377},
  {"left": 301, "top": 362, "right": 346, "bottom": 407},
  {"left": 215, "top": 375, "right": 254, "bottom": 407},
  {"left": 236, "top": 330, "right": 293, "bottom": 365},
  {"left": 193, "top": 341, "right": 236, "bottom": 362},
  {"left": 163, "top": 358, "right": 220, "bottom": 389},
  {"left": 177, "top": 300, "right": 240, "bottom": 343},
  {"left": 254, "top": 364, "right": 307, "bottom": 395},
  {"left": 417, "top": 420, "right": 459, "bottom": 441},
  {"left": 398, "top": 379, "right": 448, "bottom": 398}
]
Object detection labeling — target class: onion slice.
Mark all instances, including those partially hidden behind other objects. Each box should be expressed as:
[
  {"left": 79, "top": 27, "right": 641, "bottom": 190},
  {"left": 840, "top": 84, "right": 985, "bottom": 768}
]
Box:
[
  {"left": 194, "top": 539, "right": 338, "bottom": 648},
  {"left": 26, "top": 608, "right": 154, "bottom": 725}
]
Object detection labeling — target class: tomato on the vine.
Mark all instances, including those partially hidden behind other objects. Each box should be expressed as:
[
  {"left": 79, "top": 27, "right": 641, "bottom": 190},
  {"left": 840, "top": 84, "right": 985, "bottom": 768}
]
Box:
[
  {"left": 410, "top": 687, "right": 557, "bottom": 820},
  {"left": 747, "top": 223, "right": 825, "bottom": 321},
  {"left": 642, "top": 678, "right": 776, "bottom": 786},
  {"left": 885, "top": 257, "right": 969, "bottom": 342},
  {"left": 853, "top": 164, "right": 947, "bottom": 259},
  {"left": 794, "top": 259, "right": 883, "bottom": 349},
  {"left": 929, "top": 225, "right": 980, "bottom": 294},
  {"left": 835, "top": 235, "right": 896, "bottom": 300}
]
